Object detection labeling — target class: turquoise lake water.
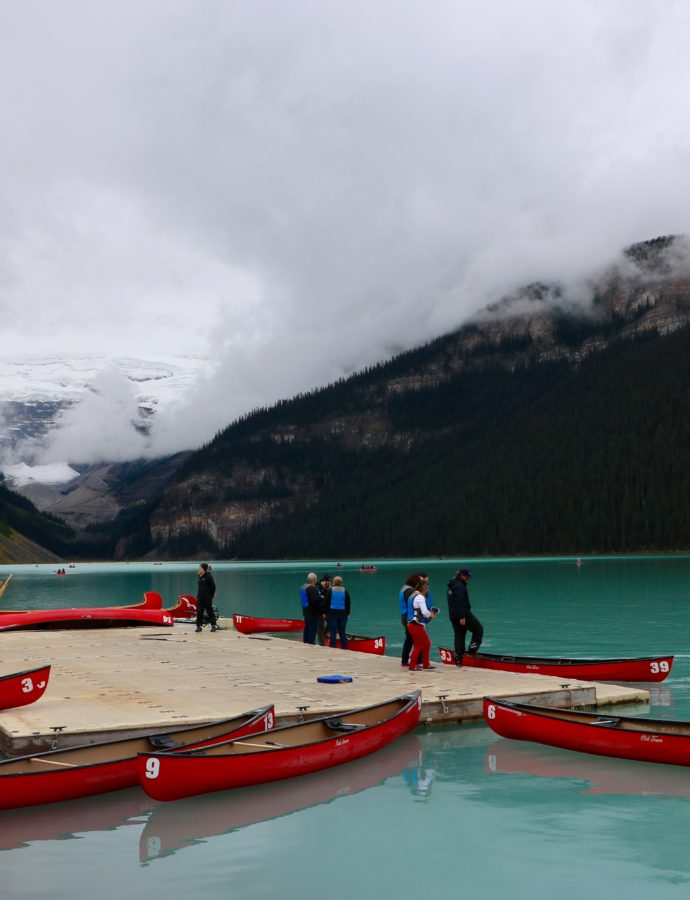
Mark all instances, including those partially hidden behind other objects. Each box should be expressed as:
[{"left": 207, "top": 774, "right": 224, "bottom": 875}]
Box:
[{"left": 1, "top": 556, "right": 690, "bottom": 899}]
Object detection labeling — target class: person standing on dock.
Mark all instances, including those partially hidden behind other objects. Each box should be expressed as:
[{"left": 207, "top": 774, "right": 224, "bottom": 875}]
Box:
[
  {"left": 407, "top": 577, "right": 438, "bottom": 670},
  {"left": 317, "top": 574, "right": 331, "bottom": 645},
  {"left": 300, "top": 572, "right": 322, "bottom": 644},
  {"left": 195, "top": 563, "right": 218, "bottom": 632},
  {"left": 447, "top": 568, "right": 483, "bottom": 666},
  {"left": 326, "top": 575, "right": 351, "bottom": 649},
  {"left": 399, "top": 572, "right": 426, "bottom": 666}
]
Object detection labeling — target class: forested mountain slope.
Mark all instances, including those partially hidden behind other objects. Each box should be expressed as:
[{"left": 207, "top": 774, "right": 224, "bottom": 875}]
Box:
[
  {"left": 142, "top": 236, "right": 690, "bottom": 559},
  {"left": 0, "top": 483, "right": 75, "bottom": 562}
]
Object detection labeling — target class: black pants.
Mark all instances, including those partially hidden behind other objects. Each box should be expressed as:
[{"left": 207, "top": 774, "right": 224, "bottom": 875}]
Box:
[
  {"left": 303, "top": 613, "right": 318, "bottom": 644},
  {"left": 451, "top": 612, "right": 483, "bottom": 665},
  {"left": 196, "top": 596, "right": 217, "bottom": 628},
  {"left": 401, "top": 614, "right": 413, "bottom": 666}
]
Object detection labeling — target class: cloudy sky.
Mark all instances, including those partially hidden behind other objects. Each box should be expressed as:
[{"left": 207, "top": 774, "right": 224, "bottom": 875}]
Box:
[{"left": 3, "top": 1, "right": 690, "bottom": 462}]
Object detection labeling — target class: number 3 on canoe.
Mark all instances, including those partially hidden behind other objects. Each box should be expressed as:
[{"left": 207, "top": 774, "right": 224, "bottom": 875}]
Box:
[
  {"left": 21, "top": 678, "right": 34, "bottom": 694},
  {"left": 145, "top": 757, "right": 161, "bottom": 779}
]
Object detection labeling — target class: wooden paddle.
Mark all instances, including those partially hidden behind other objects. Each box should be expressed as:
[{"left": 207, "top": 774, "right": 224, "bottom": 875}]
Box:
[{"left": 0, "top": 574, "right": 12, "bottom": 600}]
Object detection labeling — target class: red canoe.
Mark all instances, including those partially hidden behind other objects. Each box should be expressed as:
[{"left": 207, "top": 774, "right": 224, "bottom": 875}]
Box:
[
  {"left": 483, "top": 696, "right": 690, "bottom": 767},
  {"left": 0, "top": 705, "right": 275, "bottom": 810},
  {"left": 324, "top": 633, "right": 386, "bottom": 655},
  {"left": 0, "top": 608, "right": 175, "bottom": 631},
  {"left": 140, "top": 592, "right": 163, "bottom": 609},
  {"left": 232, "top": 613, "right": 303, "bottom": 634},
  {"left": 144, "top": 591, "right": 197, "bottom": 619},
  {"left": 0, "top": 665, "right": 51, "bottom": 710},
  {"left": 439, "top": 647, "right": 673, "bottom": 682},
  {"left": 233, "top": 614, "right": 385, "bottom": 654},
  {"left": 169, "top": 594, "right": 197, "bottom": 619},
  {"left": 0, "top": 591, "right": 163, "bottom": 618},
  {"left": 126, "top": 592, "right": 163, "bottom": 610},
  {"left": 138, "top": 691, "right": 422, "bottom": 801},
  {"left": 139, "top": 731, "right": 421, "bottom": 861}
]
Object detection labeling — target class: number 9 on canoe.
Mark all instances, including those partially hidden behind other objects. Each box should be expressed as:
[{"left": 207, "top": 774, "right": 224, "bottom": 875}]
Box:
[{"left": 145, "top": 757, "right": 160, "bottom": 779}]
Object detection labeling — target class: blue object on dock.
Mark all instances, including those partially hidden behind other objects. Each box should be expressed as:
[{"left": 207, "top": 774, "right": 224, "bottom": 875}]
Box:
[{"left": 317, "top": 675, "right": 353, "bottom": 683}]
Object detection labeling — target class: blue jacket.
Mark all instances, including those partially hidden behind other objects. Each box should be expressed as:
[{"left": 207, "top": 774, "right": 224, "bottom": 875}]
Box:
[{"left": 300, "top": 583, "right": 322, "bottom": 615}]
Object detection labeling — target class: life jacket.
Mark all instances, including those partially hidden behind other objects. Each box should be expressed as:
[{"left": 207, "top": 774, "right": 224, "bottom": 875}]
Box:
[
  {"left": 399, "top": 585, "right": 417, "bottom": 616},
  {"left": 330, "top": 586, "right": 347, "bottom": 611},
  {"left": 406, "top": 590, "right": 430, "bottom": 625},
  {"left": 300, "top": 584, "right": 311, "bottom": 609}
]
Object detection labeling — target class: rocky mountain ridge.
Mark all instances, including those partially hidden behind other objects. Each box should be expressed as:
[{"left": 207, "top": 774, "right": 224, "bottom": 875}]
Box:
[{"left": 145, "top": 235, "right": 690, "bottom": 558}]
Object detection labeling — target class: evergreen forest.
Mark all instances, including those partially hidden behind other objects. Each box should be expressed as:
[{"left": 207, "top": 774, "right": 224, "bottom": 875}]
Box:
[{"left": 162, "top": 324, "right": 690, "bottom": 559}]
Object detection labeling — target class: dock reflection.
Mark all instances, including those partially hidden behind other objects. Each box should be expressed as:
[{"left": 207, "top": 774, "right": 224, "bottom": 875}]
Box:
[
  {"left": 140, "top": 731, "right": 422, "bottom": 862},
  {"left": 485, "top": 738, "right": 690, "bottom": 798}
]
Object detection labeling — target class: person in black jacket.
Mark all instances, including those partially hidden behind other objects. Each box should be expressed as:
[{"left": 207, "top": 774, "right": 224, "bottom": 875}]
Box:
[
  {"left": 447, "top": 568, "right": 483, "bottom": 666},
  {"left": 317, "top": 574, "right": 331, "bottom": 646},
  {"left": 300, "top": 572, "right": 322, "bottom": 644},
  {"left": 195, "top": 562, "right": 218, "bottom": 632}
]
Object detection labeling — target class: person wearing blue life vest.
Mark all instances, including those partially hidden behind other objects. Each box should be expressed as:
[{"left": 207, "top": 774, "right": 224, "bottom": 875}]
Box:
[
  {"left": 399, "top": 572, "right": 427, "bottom": 666},
  {"left": 300, "top": 572, "right": 322, "bottom": 644},
  {"left": 407, "top": 578, "right": 439, "bottom": 670},
  {"left": 326, "top": 575, "right": 351, "bottom": 649}
]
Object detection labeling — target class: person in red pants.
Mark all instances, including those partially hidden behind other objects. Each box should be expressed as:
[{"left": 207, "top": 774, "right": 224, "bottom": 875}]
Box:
[{"left": 407, "top": 577, "right": 439, "bottom": 670}]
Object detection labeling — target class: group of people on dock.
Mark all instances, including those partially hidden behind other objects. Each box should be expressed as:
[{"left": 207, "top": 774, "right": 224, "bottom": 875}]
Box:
[
  {"left": 399, "top": 568, "right": 483, "bottom": 670},
  {"left": 300, "top": 572, "right": 351, "bottom": 649},
  {"left": 298, "top": 566, "right": 483, "bottom": 667}
]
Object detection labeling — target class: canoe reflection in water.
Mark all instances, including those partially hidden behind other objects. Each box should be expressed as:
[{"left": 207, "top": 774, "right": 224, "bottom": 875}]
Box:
[
  {"left": 485, "top": 739, "right": 690, "bottom": 799},
  {"left": 0, "top": 788, "right": 158, "bottom": 852},
  {"left": 140, "top": 731, "right": 421, "bottom": 863}
]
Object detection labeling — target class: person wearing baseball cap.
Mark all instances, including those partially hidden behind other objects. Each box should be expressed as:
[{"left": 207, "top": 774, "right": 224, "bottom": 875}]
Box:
[
  {"left": 446, "top": 567, "right": 483, "bottom": 666},
  {"left": 195, "top": 562, "right": 218, "bottom": 633}
]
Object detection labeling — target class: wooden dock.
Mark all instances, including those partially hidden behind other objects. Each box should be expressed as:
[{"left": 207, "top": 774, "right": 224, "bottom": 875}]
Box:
[{"left": 0, "top": 621, "right": 649, "bottom": 754}]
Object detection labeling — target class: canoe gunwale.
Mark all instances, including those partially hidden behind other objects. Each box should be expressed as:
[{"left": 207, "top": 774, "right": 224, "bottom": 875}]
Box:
[
  {"left": 475, "top": 652, "right": 672, "bottom": 667},
  {"left": 0, "top": 704, "right": 276, "bottom": 778},
  {"left": 143, "top": 692, "right": 421, "bottom": 760},
  {"left": 439, "top": 647, "right": 673, "bottom": 681},
  {"left": 0, "top": 664, "right": 51, "bottom": 683}
]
